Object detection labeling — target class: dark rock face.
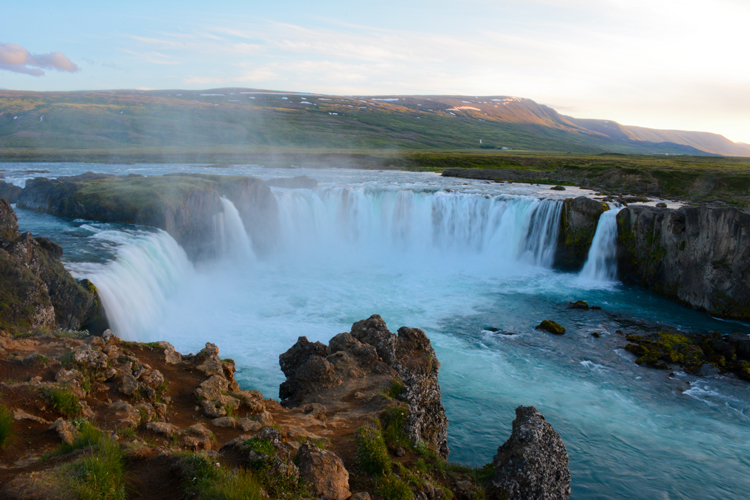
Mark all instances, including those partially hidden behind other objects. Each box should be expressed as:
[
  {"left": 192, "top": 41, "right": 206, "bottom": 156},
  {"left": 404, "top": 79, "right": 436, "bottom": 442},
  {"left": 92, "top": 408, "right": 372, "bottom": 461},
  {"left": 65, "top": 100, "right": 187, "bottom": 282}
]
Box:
[
  {"left": 0, "top": 180, "right": 23, "bottom": 203},
  {"left": 279, "top": 314, "right": 449, "bottom": 458},
  {"left": 554, "top": 197, "right": 608, "bottom": 271},
  {"left": 617, "top": 205, "right": 750, "bottom": 319},
  {"left": 17, "top": 173, "right": 278, "bottom": 261},
  {"left": 0, "top": 199, "right": 108, "bottom": 334},
  {"left": 488, "top": 406, "right": 571, "bottom": 500}
]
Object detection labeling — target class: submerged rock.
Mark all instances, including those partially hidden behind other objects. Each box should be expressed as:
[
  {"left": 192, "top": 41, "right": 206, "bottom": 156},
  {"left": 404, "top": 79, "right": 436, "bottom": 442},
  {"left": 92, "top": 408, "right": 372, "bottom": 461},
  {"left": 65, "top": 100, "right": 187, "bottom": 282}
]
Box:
[
  {"left": 536, "top": 320, "right": 566, "bottom": 335},
  {"left": 488, "top": 406, "right": 571, "bottom": 500}
]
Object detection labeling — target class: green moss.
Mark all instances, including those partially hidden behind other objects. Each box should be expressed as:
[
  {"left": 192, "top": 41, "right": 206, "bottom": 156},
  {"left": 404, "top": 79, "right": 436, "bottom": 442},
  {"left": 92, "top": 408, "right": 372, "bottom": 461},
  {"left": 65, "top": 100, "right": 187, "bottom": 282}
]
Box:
[
  {"left": 245, "top": 436, "right": 275, "bottom": 456},
  {"left": 536, "top": 320, "right": 566, "bottom": 335}
]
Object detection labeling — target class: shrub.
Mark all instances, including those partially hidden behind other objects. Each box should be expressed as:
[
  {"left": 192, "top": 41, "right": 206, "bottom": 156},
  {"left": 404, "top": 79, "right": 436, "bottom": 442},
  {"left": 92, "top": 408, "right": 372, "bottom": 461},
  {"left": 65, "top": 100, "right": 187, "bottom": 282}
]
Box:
[
  {"left": 0, "top": 404, "right": 14, "bottom": 449},
  {"left": 58, "top": 420, "right": 104, "bottom": 454}
]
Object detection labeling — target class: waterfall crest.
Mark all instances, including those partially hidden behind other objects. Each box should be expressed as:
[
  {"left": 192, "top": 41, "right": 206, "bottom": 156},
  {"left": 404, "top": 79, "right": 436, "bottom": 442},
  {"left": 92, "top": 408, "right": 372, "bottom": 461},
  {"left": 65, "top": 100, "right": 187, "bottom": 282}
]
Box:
[
  {"left": 216, "top": 197, "right": 255, "bottom": 262},
  {"left": 273, "top": 188, "right": 562, "bottom": 269},
  {"left": 580, "top": 207, "right": 622, "bottom": 281},
  {"left": 69, "top": 229, "right": 193, "bottom": 340}
]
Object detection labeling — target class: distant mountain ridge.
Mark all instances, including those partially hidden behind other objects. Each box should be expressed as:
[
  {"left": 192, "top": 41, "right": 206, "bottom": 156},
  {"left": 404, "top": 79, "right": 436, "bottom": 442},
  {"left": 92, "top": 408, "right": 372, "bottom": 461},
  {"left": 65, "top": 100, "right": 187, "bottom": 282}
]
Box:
[{"left": 0, "top": 88, "right": 746, "bottom": 156}]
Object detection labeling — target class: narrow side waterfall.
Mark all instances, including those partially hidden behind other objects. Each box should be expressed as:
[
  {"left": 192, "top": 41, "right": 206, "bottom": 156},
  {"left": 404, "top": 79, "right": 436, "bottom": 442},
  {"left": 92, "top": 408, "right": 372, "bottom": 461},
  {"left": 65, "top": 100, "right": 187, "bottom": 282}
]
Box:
[
  {"left": 273, "top": 187, "right": 562, "bottom": 269},
  {"left": 69, "top": 229, "right": 193, "bottom": 340},
  {"left": 216, "top": 197, "right": 255, "bottom": 262},
  {"left": 580, "top": 207, "right": 622, "bottom": 281}
]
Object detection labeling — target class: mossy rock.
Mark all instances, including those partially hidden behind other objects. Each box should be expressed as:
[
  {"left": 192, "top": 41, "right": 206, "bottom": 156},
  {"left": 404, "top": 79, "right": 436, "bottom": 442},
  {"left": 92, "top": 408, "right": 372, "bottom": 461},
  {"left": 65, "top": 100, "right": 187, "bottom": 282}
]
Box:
[{"left": 536, "top": 320, "right": 566, "bottom": 335}]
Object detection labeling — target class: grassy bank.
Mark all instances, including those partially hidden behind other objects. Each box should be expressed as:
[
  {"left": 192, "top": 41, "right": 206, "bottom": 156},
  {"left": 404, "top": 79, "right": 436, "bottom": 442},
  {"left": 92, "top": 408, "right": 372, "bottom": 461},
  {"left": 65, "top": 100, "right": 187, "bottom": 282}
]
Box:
[{"left": 3, "top": 148, "right": 748, "bottom": 205}]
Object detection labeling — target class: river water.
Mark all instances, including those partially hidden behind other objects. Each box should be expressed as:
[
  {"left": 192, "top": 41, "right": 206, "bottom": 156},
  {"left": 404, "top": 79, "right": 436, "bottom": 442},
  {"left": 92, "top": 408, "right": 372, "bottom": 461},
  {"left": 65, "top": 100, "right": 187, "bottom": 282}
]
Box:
[{"left": 3, "top": 163, "right": 749, "bottom": 499}]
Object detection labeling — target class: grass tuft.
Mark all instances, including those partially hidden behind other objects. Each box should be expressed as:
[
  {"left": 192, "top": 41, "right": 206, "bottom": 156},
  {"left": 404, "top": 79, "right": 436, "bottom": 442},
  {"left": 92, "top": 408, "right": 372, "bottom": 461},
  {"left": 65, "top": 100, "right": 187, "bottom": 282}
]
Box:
[
  {"left": 357, "top": 421, "right": 392, "bottom": 476},
  {"left": 0, "top": 404, "right": 14, "bottom": 449},
  {"left": 181, "top": 453, "right": 264, "bottom": 500},
  {"left": 60, "top": 435, "right": 126, "bottom": 500},
  {"left": 44, "top": 387, "right": 81, "bottom": 417}
]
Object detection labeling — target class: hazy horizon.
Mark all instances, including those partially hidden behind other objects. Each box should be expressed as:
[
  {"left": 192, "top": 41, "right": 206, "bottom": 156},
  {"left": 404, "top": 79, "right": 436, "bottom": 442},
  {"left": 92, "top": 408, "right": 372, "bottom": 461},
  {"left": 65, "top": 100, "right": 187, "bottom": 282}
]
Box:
[{"left": 2, "top": 0, "right": 749, "bottom": 143}]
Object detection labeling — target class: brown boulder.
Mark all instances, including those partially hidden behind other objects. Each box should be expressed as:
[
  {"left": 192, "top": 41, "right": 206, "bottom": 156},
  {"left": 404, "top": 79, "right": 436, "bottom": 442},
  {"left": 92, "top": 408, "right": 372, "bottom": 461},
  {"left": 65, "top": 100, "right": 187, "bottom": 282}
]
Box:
[{"left": 298, "top": 442, "right": 351, "bottom": 500}]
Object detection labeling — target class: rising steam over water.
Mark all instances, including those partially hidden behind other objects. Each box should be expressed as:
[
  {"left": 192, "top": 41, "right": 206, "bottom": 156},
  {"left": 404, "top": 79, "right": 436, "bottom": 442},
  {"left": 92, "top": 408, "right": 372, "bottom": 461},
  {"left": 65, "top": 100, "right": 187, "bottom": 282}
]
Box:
[{"left": 10, "top": 164, "right": 750, "bottom": 500}]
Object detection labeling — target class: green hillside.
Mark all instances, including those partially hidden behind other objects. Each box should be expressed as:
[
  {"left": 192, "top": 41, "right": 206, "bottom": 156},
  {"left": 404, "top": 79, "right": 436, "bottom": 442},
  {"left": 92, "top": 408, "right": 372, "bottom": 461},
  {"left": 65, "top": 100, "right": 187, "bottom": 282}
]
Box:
[{"left": 0, "top": 88, "right": 736, "bottom": 157}]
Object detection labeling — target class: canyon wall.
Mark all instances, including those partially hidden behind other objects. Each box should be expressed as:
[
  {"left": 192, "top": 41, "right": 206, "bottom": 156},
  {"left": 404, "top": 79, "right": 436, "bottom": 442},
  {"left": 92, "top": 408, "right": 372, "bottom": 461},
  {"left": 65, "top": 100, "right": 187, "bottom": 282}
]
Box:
[{"left": 617, "top": 205, "right": 750, "bottom": 319}]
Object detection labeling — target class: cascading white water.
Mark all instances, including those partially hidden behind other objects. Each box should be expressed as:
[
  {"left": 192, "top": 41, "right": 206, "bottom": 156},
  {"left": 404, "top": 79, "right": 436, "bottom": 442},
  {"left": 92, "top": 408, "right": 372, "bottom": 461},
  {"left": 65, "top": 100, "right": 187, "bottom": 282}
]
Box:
[
  {"left": 273, "top": 187, "right": 562, "bottom": 269},
  {"left": 68, "top": 229, "right": 193, "bottom": 340},
  {"left": 580, "top": 207, "right": 622, "bottom": 281},
  {"left": 216, "top": 197, "right": 255, "bottom": 262}
]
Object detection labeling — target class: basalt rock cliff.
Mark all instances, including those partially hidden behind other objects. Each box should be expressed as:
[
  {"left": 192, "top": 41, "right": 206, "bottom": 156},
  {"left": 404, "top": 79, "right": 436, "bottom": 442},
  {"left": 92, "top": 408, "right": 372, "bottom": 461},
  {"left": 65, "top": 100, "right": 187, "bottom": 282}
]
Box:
[
  {"left": 554, "top": 197, "right": 608, "bottom": 271},
  {"left": 617, "top": 204, "right": 750, "bottom": 319},
  {"left": 16, "top": 173, "right": 278, "bottom": 261},
  {"left": 0, "top": 199, "right": 107, "bottom": 334}
]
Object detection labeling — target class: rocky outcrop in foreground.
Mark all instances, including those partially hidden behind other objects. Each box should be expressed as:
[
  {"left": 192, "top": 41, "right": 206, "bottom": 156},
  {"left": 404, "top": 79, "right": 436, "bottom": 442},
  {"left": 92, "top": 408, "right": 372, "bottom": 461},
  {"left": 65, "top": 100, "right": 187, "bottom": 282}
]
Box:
[
  {"left": 0, "top": 318, "right": 571, "bottom": 500},
  {"left": 617, "top": 204, "right": 750, "bottom": 319},
  {"left": 0, "top": 199, "right": 107, "bottom": 335},
  {"left": 488, "top": 406, "right": 571, "bottom": 500},
  {"left": 280, "top": 314, "right": 449, "bottom": 458}
]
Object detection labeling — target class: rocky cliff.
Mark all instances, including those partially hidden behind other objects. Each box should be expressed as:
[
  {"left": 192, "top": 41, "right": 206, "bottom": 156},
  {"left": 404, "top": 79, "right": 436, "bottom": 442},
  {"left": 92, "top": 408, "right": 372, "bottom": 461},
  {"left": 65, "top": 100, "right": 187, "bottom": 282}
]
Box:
[
  {"left": 16, "top": 173, "right": 278, "bottom": 261},
  {"left": 617, "top": 204, "right": 750, "bottom": 319},
  {"left": 554, "top": 197, "right": 608, "bottom": 271},
  {"left": 0, "top": 199, "right": 107, "bottom": 334}
]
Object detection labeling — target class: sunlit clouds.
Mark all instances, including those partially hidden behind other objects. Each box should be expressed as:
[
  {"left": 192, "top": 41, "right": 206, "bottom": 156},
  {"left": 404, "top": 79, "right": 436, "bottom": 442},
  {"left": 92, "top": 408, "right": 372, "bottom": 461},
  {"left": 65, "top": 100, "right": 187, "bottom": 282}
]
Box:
[
  {"left": 1, "top": 0, "right": 749, "bottom": 142},
  {"left": 0, "top": 42, "right": 79, "bottom": 76}
]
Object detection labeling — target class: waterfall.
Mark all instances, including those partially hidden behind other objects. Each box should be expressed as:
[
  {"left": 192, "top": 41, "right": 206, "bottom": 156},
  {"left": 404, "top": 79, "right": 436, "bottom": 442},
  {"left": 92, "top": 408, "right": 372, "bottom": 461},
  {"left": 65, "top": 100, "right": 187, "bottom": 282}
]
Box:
[
  {"left": 580, "top": 207, "right": 622, "bottom": 281},
  {"left": 215, "top": 197, "right": 255, "bottom": 262},
  {"left": 68, "top": 229, "right": 193, "bottom": 340},
  {"left": 273, "top": 187, "right": 562, "bottom": 269}
]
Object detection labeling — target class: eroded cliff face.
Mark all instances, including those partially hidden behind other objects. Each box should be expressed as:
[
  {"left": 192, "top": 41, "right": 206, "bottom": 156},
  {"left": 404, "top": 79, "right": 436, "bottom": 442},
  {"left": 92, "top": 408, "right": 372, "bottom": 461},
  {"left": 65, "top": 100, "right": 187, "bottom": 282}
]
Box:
[
  {"left": 554, "top": 197, "right": 608, "bottom": 271},
  {"left": 0, "top": 200, "right": 107, "bottom": 334},
  {"left": 16, "top": 173, "right": 278, "bottom": 261},
  {"left": 617, "top": 205, "right": 750, "bottom": 319}
]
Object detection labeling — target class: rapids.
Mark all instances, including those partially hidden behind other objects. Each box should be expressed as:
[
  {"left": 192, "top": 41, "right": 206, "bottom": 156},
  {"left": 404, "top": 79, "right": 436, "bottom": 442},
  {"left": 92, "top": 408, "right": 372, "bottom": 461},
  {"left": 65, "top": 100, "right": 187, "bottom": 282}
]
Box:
[{"left": 5, "top": 163, "right": 750, "bottom": 500}]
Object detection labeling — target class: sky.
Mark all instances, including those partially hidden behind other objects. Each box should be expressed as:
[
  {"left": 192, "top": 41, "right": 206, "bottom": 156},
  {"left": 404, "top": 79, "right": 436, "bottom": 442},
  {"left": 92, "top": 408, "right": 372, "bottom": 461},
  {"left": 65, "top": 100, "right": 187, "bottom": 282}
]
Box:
[{"left": 2, "top": 0, "right": 749, "bottom": 143}]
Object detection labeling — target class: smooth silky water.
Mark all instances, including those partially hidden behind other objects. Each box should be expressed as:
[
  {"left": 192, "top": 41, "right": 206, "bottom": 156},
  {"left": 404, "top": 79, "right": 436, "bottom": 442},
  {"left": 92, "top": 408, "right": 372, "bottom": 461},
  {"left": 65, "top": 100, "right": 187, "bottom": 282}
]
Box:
[{"left": 5, "top": 163, "right": 749, "bottom": 499}]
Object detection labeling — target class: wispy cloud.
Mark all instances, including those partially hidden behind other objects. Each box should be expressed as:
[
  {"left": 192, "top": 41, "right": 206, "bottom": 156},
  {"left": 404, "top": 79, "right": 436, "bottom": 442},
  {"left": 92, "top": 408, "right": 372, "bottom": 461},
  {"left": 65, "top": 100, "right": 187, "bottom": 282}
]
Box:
[{"left": 0, "top": 42, "right": 79, "bottom": 76}]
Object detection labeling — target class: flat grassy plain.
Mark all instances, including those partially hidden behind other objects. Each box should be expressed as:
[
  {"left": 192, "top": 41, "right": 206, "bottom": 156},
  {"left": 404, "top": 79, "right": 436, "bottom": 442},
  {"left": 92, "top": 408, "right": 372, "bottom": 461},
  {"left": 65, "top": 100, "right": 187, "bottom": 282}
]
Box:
[{"left": 2, "top": 147, "right": 748, "bottom": 206}]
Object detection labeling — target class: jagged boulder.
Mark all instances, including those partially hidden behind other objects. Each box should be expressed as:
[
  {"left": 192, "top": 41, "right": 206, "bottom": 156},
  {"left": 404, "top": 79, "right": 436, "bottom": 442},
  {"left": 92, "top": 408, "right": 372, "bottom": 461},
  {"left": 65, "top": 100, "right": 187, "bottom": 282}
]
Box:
[
  {"left": 488, "top": 406, "right": 571, "bottom": 500},
  {"left": 298, "top": 442, "right": 351, "bottom": 500},
  {"left": 554, "top": 197, "right": 608, "bottom": 271},
  {"left": 279, "top": 314, "right": 449, "bottom": 458}
]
